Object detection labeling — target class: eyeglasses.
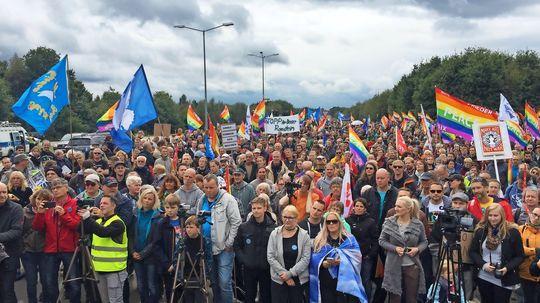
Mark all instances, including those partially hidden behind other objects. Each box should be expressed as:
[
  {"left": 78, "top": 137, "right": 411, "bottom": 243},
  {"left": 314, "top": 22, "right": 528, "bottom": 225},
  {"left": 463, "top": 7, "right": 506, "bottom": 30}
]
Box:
[
  {"left": 283, "top": 216, "right": 297, "bottom": 221},
  {"left": 85, "top": 182, "right": 97, "bottom": 187},
  {"left": 326, "top": 219, "right": 340, "bottom": 225},
  {"left": 430, "top": 189, "right": 443, "bottom": 193}
]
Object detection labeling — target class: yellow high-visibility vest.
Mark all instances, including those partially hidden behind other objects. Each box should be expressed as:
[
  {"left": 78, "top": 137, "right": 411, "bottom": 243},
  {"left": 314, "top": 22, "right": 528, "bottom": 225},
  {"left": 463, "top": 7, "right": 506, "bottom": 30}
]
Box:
[{"left": 91, "top": 214, "right": 128, "bottom": 272}]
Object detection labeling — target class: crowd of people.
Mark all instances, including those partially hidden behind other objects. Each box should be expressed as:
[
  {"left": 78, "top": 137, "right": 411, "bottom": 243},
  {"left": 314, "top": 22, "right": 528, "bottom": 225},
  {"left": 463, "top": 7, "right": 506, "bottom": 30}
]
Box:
[{"left": 1, "top": 117, "right": 540, "bottom": 303}]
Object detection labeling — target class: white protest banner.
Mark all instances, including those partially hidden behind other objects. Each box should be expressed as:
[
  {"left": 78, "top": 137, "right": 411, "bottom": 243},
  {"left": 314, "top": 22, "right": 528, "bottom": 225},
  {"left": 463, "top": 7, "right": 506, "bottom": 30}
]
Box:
[
  {"left": 264, "top": 115, "right": 300, "bottom": 134},
  {"left": 220, "top": 123, "right": 238, "bottom": 150}
]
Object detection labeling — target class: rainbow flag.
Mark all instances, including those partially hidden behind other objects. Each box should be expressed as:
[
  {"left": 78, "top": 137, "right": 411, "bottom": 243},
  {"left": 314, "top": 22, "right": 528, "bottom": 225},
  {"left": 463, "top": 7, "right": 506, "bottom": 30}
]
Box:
[
  {"left": 440, "top": 131, "right": 456, "bottom": 144},
  {"left": 238, "top": 121, "right": 247, "bottom": 139},
  {"left": 348, "top": 125, "right": 369, "bottom": 166},
  {"left": 96, "top": 101, "right": 118, "bottom": 131},
  {"left": 381, "top": 115, "right": 389, "bottom": 129},
  {"left": 525, "top": 101, "right": 540, "bottom": 139},
  {"left": 407, "top": 111, "right": 417, "bottom": 122},
  {"left": 435, "top": 87, "right": 498, "bottom": 141},
  {"left": 298, "top": 108, "right": 306, "bottom": 121},
  {"left": 208, "top": 117, "right": 220, "bottom": 156},
  {"left": 251, "top": 100, "right": 266, "bottom": 130},
  {"left": 187, "top": 104, "right": 203, "bottom": 131},
  {"left": 506, "top": 120, "right": 528, "bottom": 148},
  {"left": 393, "top": 111, "right": 401, "bottom": 121},
  {"left": 317, "top": 115, "right": 327, "bottom": 132},
  {"left": 220, "top": 105, "right": 231, "bottom": 122}
]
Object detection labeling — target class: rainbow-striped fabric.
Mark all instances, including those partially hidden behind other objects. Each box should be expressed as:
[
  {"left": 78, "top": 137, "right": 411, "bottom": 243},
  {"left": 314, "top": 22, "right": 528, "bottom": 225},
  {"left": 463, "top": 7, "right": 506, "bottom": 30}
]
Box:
[
  {"left": 187, "top": 104, "right": 203, "bottom": 131},
  {"left": 435, "top": 88, "right": 498, "bottom": 141},
  {"left": 220, "top": 105, "right": 231, "bottom": 122},
  {"left": 96, "top": 101, "right": 118, "bottom": 131},
  {"left": 506, "top": 120, "right": 528, "bottom": 148},
  {"left": 525, "top": 101, "right": 540, "bottom": 139},
  {"left": 348, "top": 125, "right": 369, "bottom": 166}
]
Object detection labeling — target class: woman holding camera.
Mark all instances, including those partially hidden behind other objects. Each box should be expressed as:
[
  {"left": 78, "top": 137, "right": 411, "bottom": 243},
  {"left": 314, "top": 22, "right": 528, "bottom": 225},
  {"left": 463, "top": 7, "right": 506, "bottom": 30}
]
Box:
[
  {"left": 379, "top": 196, "right": 428, "bottom": 303},
  {"left": 469, "top": 203, "right": 524, "bottom": 303}
]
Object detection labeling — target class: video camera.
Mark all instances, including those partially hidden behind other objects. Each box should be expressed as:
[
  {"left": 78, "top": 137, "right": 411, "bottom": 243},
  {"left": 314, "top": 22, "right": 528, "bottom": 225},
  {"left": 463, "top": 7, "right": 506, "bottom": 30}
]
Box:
[
  {"left": 77, "top": 199, "right": 95, "bottom": 209},
  {"left": 284, "top": 172, "right": 301, "bottom": 198},
  {"left": 439, "top": 207, "right": 474, "bottom": 242}
]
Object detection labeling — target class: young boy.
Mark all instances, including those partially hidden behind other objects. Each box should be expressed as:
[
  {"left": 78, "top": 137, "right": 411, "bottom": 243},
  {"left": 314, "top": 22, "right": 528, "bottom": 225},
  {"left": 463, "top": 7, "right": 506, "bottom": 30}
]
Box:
[
  {"left": 182, "top": 215, "right": 206, "bottom": 303},
  {"left": 160, "top": 194, "right": 184, "bottom": 303}
]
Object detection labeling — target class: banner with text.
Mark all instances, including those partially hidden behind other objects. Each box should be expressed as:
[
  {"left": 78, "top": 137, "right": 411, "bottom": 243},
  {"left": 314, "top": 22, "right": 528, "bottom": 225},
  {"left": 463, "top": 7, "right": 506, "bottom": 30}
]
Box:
[{"left": 264, "top": 115, "right": 300, "bottom": 134}]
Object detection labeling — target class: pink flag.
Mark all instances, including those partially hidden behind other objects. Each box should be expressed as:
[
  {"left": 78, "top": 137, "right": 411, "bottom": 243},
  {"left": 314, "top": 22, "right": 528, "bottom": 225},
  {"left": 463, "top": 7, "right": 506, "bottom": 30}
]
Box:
[{"left": 340, "top": 164, "right": 354, "bottom": 218}]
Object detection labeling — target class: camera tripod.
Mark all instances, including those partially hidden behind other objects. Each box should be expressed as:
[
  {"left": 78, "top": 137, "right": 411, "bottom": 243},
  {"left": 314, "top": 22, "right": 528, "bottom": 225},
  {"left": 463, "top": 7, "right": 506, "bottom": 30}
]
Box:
[
  {"left": 428, "top": 235, "right": 465, "bottom": 303},
  {"left": 170, "top": 232, "right": 210, "bottom": 303},
  {"left": 59, "top": 222, "right": 100, "bottom": 303}
]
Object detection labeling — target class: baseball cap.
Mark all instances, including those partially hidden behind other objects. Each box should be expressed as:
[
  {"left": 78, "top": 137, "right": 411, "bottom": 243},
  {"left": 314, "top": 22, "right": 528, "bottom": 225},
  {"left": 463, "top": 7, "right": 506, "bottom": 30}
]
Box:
[
  {"left": 253, "top": 148, "right": 261, "bottom": 153},
  {"left": 233, "top": 167, "right": 246, "bottom": 175},
  {"left": 85, "top": 174, "right": 101, "bottom": 184},
  {"left": 114, "top": 161, "right": 126, "bottom": 168},
  {"left": 451, "top": 192, "right": 469, "bottom": 202},
  {"left": 103, "top": 176, "right": 119, "bottom": 186},
  {"left": 420, "top": 172, "right": 435, "bottom": 181}
]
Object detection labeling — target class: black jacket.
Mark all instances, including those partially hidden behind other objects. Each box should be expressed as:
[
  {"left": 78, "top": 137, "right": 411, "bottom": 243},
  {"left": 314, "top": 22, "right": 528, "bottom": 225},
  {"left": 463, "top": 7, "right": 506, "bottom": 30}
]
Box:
[
  {"left": 362, "top": 185, "right": 399, "bottom": 227},
  {"left": 530, "top": 253, "right": 540, "bottom": 277},
  {"left": 129, "top": 210, "right": 162, "bottom": 265},
  {"left": 346, "top": 213, "right": 379, "bottom": 259},
  {"left": 158, "top": 216, "right": 181, "bottom": 271},
  {"left": 469, "top": 226, "right": 525, "bottom": 287},
  {"left": 0, "top": 200, "right": 24, "bottom": 257},
  {"left": 234, "top": 212, "right": 276, "bottom": 269},
  {"left": 134, "top": 166, "right": 154, "bottom": 185}
]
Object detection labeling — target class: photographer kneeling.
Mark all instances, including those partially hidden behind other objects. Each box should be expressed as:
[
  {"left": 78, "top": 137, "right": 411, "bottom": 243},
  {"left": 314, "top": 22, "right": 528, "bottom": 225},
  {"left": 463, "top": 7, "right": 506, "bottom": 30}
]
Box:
[
  {"left": 78, "top": 194, "right": 128, "bottom": 303},
  {"left": 430, "top": 192, "right": 477, "bottom": 301}
]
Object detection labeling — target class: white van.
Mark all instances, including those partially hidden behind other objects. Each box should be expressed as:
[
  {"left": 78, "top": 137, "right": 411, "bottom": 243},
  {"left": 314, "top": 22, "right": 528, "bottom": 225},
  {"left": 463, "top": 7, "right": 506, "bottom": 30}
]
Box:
[{"left": 0, "top": 121, "right": 30, "bottom": 157}]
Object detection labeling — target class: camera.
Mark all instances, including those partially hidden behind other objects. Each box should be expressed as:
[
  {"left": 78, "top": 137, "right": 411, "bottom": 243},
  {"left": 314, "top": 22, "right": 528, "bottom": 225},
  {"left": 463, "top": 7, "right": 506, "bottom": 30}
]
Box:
[
  {"left": 494, "top": 262, "right": 504, "bottom": 279},
  {"left": 439, "top": 207, "right": 474, "bottom": 241},
  {"left": 77, "top": 199, "right": 95, "bottom": 209},
  {"left": 197, "top": 210, "right": 212, "bottom": 225},
  {"left": 43, "top": 201, "right": 56, "bottom": 209}
]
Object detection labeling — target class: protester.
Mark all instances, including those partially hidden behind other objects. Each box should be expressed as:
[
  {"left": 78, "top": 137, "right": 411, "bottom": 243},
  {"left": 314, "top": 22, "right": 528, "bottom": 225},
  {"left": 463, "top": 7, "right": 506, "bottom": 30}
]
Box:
[
  {"left": 131, "top": 188, "right": 162, "bottom": 303},
  {"left": 379, "top": 196, "right": 428, "bottom": 303},
  {"left": 231, "top": 167, "right": 256, "bottom": 219},
  {"left": 234, "top": 196, "right": 276, "bottom": 303},
  {"left": 280, "top": 174, "right": 321, "bottom": 222},
  {"left": 518, "top": 205, "right": 540, "bottom": 303},
  {"left": 32, "top": 178, "right": 81, "bottom": 303},
  {"left": 267, "top": 205, "right": 311, "bottom": 303},
  {"left": 79, "top": 194, "right": 128, "bottom": 303},
  {"left": 468, "top": 177, "right": 514, "bottom": 222},
  {"left": 363, "top": 168, "right": 399, "bottom": 227},
  {"left": 469, "top": 204, "right": 525, "bottom": 303},
  {"left": 346, "top": 198, "right": 379, "bottom": 301},
  {"left": 196, "top": 174, "right": 241, "bottom": 303},
  {"left": 298, "top": 199, "right": 326, "bottom": 240},
  {"left": 174, "top": 168, "right": 203, "bottom": 215},
  {"left": 21, "top": 189, "right": 50, "bottom": 303},
  {"left": 514, "top": 186, "right": 539, "bottom": 225},
  {"left": 310, "top": 211, "right": 367, "bottom": 302},
  {"left": 7, "top": 170, "right": 33, "bottom": 207},
  {"left": 316, "top": 163, "right": 337, "bottom": 197},
  {"left": 0, "top": 182, "right": 24, "bottom": 303}
]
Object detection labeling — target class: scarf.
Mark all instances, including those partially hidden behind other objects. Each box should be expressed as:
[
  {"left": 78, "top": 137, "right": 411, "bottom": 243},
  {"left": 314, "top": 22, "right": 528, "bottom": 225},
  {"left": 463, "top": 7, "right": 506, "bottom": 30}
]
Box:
[
  {"left": 309, "top": 236, "right": 368, "bottom": 303},
  {"left": 485, "top": 226, "right": 501, "bottom": 251}
]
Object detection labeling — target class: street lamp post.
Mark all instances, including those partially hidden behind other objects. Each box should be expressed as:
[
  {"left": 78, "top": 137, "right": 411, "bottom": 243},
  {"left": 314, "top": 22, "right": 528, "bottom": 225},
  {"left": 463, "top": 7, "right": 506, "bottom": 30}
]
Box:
[
  {"left": 248, "top": 51, "right": 279, "bottom": 101},
  {"left": 174, "top": 22, "right": 234, "bottom": 130}
]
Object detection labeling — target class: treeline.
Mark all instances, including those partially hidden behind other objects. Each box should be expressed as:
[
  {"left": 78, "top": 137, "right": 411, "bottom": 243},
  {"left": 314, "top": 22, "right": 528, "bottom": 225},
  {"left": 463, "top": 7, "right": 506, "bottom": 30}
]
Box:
[
  {"left": 0, "top": 47, "right": 297, "bottom": 139},
  {"left": 350, "top": 48, "right": 540, "bottom": 118}
]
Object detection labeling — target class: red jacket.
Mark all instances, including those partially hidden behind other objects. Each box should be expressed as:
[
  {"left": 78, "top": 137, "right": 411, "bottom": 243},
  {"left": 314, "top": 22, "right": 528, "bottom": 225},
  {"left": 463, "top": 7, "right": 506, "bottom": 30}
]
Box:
[
  {"left": 32, "top": 196, "right": 80, "bottom": 253},
  {"left": 468, "top": 196, "right": 514, "bottom": 223}
]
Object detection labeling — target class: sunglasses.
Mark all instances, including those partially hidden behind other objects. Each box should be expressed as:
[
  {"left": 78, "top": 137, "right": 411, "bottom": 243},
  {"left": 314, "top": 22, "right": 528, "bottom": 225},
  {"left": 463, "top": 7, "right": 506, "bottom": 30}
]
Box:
[
  {"left": 326, "top": 219, "right": 340, "bottom": 225},
  {"left": 85, "top": 182, "right": 97, "bottom": 186},
  {"left": 430, "top": 189, "right": 443, "bottom": 193}
]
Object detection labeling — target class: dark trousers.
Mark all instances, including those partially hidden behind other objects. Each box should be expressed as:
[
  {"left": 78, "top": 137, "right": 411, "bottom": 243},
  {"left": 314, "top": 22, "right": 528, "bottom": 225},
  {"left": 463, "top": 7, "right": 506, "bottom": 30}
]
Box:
[
  {"left": 360, "top": 257, "right": 374, "bottom": 302},
  {"left": 388, "top": 265, "right": 420, "bottom": 303},
  {"left": 0, "top": 256, "right": 18, "bottom": 303},
  {"left": 42, "top": 252, "right": 81, "bottom": 303},
  {"left": 134, "top": 261, "right": 160, "bottom": 303},
  {"left": 163, "top": 272, "right": 181, "bottom": 303},
  {"left": 477, "top": 278, "right": 512, "bottom": 303},
  {"left": 521, "top": 279, "right": 540, "bottom": 303},
  {"left": 21, "top": 252, "right": 47, "bottom": 303},
  {"left": 271, "top": 280, "right": 305, "bottom": 303},
  {"left": 123, "top": 263, "right": 133, "bottom": 303},
  {"left": 243, "top": 267, "right": 271, "bottom": 303}
]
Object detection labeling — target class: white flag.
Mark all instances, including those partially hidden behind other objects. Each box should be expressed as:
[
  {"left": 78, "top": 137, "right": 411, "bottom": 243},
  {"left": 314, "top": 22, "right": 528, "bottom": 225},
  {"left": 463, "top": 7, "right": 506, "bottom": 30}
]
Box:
[
  {"left": 245, "top": 105, "right": 251, "bottom": 140},
  {"left": 340, "top": 164, "right": 354, "bottom": 218},
  {"left": 498, "top": 94, "right": 519, "bottom": 123}
]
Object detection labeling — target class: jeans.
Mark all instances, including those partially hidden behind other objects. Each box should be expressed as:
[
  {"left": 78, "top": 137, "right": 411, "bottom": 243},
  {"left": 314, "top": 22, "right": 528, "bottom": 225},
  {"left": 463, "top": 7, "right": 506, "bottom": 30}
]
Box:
[
  {"left": 210, "top": 250, "right": 235, "bottom": 303},
  {"left": 0, "top": 256, "right": 18, "bottom": 303},
  {"left": 360, "top": 257, "right": 374, "bottom": 302},
  {"left": 21, "top": 252, "right": 47, "bottom": 303},
  {"left": 134, "top": 261, "right": 160, "bottom": 303},
  {"left": 42, "top": 252, "right": 81, "bottom": 303}
]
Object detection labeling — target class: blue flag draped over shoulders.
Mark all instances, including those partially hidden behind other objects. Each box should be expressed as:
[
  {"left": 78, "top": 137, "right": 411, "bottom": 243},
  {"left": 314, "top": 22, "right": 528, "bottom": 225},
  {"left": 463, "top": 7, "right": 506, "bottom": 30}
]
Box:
[
  {"left": 12, "top": 55, "right": 69, "bottom": 135},
  {"left": 309, "top": 236, "right": 368, "bottom": 303}
]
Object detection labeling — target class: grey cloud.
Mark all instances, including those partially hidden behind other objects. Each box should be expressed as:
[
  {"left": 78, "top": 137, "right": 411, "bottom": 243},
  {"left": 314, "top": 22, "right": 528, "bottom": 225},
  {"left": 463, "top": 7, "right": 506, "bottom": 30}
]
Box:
[
  {"left": 413, "top": 0, "right": 537, "bottom": 18},
  {"left": 433, "top": 17, "right": 477, "bottom": 32},
  {"left": 209, "top": 3, "right": 251, "bottom": 33}
]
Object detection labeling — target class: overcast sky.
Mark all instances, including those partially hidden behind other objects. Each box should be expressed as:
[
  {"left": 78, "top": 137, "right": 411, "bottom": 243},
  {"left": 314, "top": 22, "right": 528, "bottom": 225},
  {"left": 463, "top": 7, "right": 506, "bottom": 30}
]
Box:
[{"left": 2, "top": 0, "right": 540, "bottom": 108}]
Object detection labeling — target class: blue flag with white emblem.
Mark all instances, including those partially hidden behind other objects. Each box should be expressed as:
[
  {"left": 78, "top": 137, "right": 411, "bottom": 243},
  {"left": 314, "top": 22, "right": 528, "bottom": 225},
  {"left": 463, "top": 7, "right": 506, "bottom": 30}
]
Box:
[
  {"left": 110, "top": 65, "right": 158, "bottom": 152},
  {"left": 12, "top": 55, "right": 69, "bottom": 135}
]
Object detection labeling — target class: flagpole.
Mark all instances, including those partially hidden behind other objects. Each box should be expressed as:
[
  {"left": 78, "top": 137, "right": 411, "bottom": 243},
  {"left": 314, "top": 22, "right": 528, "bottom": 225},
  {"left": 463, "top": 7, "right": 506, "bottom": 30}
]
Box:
[{"left": 66, "top": 55, "right": 76, "bottom": 173}]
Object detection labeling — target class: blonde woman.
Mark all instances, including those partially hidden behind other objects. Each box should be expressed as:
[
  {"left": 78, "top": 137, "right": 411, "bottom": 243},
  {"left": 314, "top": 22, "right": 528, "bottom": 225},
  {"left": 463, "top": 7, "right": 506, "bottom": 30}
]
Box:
[
  {"left": 310, "top": 211, "right": 367, "bottom": 302},
  {"left": 267, "top": 205, "right": 311, "bottom": 303},
  {"left": 379, "top": 196, "right": 428, "bottom": 303},
  {"left": 469, "top": 204, "right": 525, "bottom": 303},
  {"left": 131, "top": 188, "right": 162, "bottom": 303},
  {"left": 8, "top": 171, "right": 33, "bottom": 207}
]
